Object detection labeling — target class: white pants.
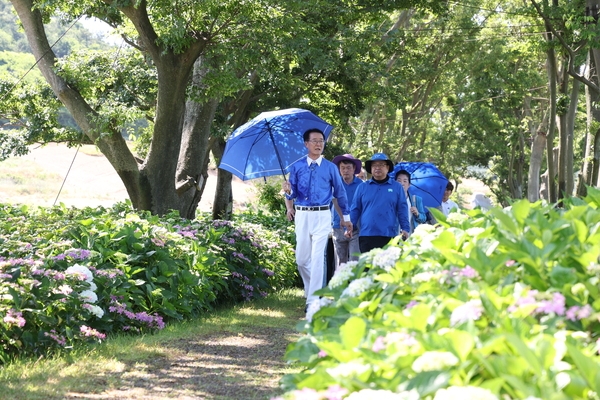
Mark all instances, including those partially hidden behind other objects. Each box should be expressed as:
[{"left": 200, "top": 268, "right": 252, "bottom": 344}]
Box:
[{"left": 294, "top": 209, "right": 331, "bottom": 305}]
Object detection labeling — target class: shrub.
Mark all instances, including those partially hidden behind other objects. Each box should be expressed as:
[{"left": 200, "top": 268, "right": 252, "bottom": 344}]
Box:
[
  {"left": 0, "top": 202, "right": 297, "bottom": 361},
  {"left": 255, "top": 179, "right": 287, "bottom": 214},
  {"left": 276, "top": 188, "right": 600, "bottom": 400}
]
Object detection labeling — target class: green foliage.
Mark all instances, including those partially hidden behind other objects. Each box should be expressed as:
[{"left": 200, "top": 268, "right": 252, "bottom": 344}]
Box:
[
  {"left": 255, "top": 178, "right": 287, "bottom": 214},
  {"left": 0, "top": 202, "right": 297, "bottom": 362},
  {"left": 278, "top": 189, "right": 600, "bottom": 399}
]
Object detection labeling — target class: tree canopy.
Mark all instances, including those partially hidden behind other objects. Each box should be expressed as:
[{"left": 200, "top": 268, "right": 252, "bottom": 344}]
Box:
[{"left": 1, "top": 0, "right": 600, "bottom": 213}]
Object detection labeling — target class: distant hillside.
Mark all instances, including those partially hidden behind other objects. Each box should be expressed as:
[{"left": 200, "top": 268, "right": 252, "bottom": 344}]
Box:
[{"left": 0, "top": 0, "right": 114, "bottom": 117}]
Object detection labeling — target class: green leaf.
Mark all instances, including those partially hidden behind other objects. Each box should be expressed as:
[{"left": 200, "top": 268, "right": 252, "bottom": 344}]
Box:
[
  {"left": 511, "top": 199, "right": 530, "bottom": 225},
  {"left": 444, "top": 329, "right": 475, "bottom": 362},
  {"left": 339, "top": 316, "right": 366, "bottom": 349},
  {"left": 505, "top": 334, "right": 541, "bottom": 374},
  {"left": 566, "top": 342, "right": 600, "bottom": 393},
  {"left": 490, "top": 208, "right": 519, "bottom": 235},
  {"left": 405, "top": 371, "right": 450, "bottom": 396},
  {"left": 550, "top": 265, "right": 577, "bottom": 288}
]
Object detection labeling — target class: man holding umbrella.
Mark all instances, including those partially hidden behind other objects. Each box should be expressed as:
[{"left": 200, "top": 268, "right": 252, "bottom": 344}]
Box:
[{"left": 282, "top": 129, "right": 352, "bottom": 312}]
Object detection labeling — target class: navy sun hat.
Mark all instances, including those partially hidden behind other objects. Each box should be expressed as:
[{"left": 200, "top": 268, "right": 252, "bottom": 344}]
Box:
[{"left": 364, "top": 153, "right": 394, "bottom": 174}]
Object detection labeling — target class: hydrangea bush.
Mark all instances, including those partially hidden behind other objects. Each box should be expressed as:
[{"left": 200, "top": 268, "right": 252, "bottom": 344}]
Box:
[
  {"left": 276, "top": 188, "right": 600, "bottom": 400},
  {"left": 0, "top": 202, "right": 296, "bottom": 362}
]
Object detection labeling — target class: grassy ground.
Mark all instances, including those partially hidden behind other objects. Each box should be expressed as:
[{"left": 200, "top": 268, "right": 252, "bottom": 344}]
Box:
[{"left": 0, "top": 288, "right": 306, "bottom": 400}]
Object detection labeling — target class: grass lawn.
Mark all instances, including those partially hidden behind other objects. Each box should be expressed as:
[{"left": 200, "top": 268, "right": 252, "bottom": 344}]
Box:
[{"left": 0, "top": 288, "right": 305, "bottom": 400}]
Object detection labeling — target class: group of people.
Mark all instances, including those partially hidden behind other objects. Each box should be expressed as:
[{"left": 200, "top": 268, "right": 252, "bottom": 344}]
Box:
[{"left": 282, "top": 128, "right": 459, "bottom": 312}]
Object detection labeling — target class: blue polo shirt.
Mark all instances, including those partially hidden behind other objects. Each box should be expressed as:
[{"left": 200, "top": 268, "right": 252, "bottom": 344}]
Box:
[
  {"left": 350, "top": 177, "right": 410, "bottom": 237},
  {"left": 332, "top": 177, "right": 363, "bottom": 229},
  {"left": 286, "top": 156, "right": 350, "bottom": 216}
]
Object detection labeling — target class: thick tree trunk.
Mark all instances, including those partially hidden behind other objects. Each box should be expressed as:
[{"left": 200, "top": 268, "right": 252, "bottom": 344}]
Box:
[
  {"left": 11, "top": 0, "right": 209, "bottom": 216},
  {"left": 176, "top": 58, "right": 219, "bottom": 219}
]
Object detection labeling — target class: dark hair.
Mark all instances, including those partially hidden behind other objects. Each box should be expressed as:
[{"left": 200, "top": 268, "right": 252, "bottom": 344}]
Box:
[
  {"left": 303, "top": 128, "right": 325, "bottom": 142},
  {"left": 395, "top": 170, "right": 411, "bottom": 183},
  {"left": 446, "top": 181, "right": 454, "bottom": 191}
]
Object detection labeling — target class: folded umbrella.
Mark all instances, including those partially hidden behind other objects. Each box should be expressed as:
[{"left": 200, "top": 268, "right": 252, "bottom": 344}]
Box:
[{"left": 219, "top": 108, "right": 333, "bottom": 181}]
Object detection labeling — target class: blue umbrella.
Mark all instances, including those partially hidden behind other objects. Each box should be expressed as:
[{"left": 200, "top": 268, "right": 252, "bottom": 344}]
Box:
[
  {"left": 219, "top": 108, "right": 333, "bottom": 181},
  {"left": 390, "top": 162, "right": 448, "bottom": 208}
]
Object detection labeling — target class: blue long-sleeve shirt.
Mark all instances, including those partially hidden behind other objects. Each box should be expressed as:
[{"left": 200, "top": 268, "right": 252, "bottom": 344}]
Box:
[
  {"left": 286, "top": 156, "right": 350, "bottom": 216},
  {"left": 350, "top": 178, "right": 410, "bottom": 237},
  {"left": 332, "top": 177, "right": 363, "bottom": 229},
  {"left": 407, "top": 189, "right": 427, "bottom": 232}
]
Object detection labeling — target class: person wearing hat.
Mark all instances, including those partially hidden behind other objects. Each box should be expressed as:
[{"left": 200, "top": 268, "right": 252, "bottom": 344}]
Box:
[
  {"left": 282, "top": 128, "right": 352, "bottom": 312},
  {"left": 349, "top": 153, "right": 410, "bottom": 253},
  {"left": 331, "top": 154, "right": 363, "bottom": 268}
]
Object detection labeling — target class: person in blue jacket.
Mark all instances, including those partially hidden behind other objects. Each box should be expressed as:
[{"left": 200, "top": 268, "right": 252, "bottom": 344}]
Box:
[
  {"left": 395, "top": 170, "right": 427, "bottom": 233},
  {"left": 331, "top": 153, "right": 363, "bottom": 268},
  {"left": 349, "top": 153, "right": 410, "bottom": 253}
]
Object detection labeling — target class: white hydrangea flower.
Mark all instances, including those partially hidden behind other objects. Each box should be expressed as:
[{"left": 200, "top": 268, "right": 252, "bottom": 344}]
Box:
[
  {"left": 446, "top": 213, "right": 468, "bottom": 224},
  {"left": 433, "top": 386, "right": 498, "bottom": 400},
  {"left": 555, "top": 372, "right": 571, "bottom": 389},
  {"left": 450, "top": 299, "right": 484, "bottom": 326},
  {"left": 412, "top": 271, "right": 436, "bottom": 283},
  {"left": 414, "top": 223, "right": 436, "bottom": 234},
  {"left": 305, "top": 297, "right": 333, "bottom": 322},
  {"left": 341, "top": 276, "right": 374, "bottom": 298},
  {"left": 412, "top": 351, "right": 459, "bottom": 372},
  {"left": 65, "top": 264, "right": 93, "bottom": 282},
  {"left": 329, "top": 262, "right": 356, "bottom": 288},
  {"left": 346, "top": 389, "right": 419, "bottom": 400},
  {"left": 465, "top": 227, "right": 485, "bottom": 237},
  {"left": 386, "top": 331, "right": 418, "bottom": 347},
  {"left": 80, "top": 290, "right": 98, "bottom": 303},
  {"left": 326, "top": 361, "right": 369, "bottom": 378},
  {"left": 55, "top": 284, "right": 73, "bottom": 295},
  {"left": 88, "top": 281, "right": 97, "bottom": 291},
  {"left": 372, "top": 246, "right": 401, "bottom": 272},
  {"left": 87, "top": 304, "right": 105, "bottom": 318}
]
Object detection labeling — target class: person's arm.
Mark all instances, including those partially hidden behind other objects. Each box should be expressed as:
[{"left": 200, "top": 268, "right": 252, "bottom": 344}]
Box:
[
  {"left": 285, "top": 198, "right": 295, "bottom": 221},
  {"left": 398, "top": 189, "right": 410, "bottom": 238},
  {"left": 332, "top": 198, "right": 343, "bottom": 222},
  {"left": 346, "top": 186, "right": 362, "bottom": 238},
  {"left": 331, "top": 168, "right": 352, "bottom": 232},
  {"left": 414, "top": 195, "right": 427, "bottom": 223}
]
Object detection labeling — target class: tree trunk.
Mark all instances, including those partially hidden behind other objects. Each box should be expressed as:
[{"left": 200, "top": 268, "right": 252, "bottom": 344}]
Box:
[
  {"left": 545, "top": 39, "right": 558, "bottom": 203},
  {"left": 211, "top": 138, "right": 233, "bottom": 220},
  {"left": 528, "top": 132, "right": 547, "bottom": 202},
  {"left": 579, "top": 52, "right": 595, "bottom": 196},
  {"left": 564, "top": 74, "right": 580, "bottom": 197},
  {"left": 176, "top": 58, "right": 219, "bottom": 219},
  {"left": 588, "top": 45, "right": 600, "bottom": 188},
  {"left": 11, "top": 0, "right": 209, "bottom": 216},
  {"left": 557, "top": 64, "right": 569, "bottom": 200}
]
